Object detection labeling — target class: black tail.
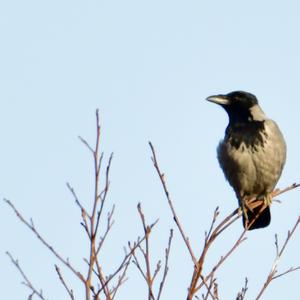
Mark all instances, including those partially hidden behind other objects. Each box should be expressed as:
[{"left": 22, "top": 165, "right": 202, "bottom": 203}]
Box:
[{"left": 243, "top": 206, "right": 271, "bottom": 230}]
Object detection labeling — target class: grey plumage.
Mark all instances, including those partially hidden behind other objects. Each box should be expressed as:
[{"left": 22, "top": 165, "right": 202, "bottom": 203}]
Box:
[{"left": 207, "top": 91, "right": 286, "bottom": 230}]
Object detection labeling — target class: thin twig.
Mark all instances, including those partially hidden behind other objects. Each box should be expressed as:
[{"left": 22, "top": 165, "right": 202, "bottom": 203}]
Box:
[
  {"left": 188, "top": 208, "right": 241, "bottom": 299},
  {"left": 236, "top": 278, "right": 248, "bottom": 300},
  {"left": 67, "top": 182, "right": 90, "bottom": 237},
  {"left": 97, "top": 219, "right": 158, "bottom": 295},
  {"left": 4, "top": 200, "right": 85, "bottom": 283},
  {"left": 272, "top": 183, "right": 300, "bottom": 197},
  {"left": 96, "top": 205, "right": 115, "bottom": 255},
  {"left": 201, "top": 273, "right": 215, "bottom": 300},
  {"left": 137, "top": 203, "right": 155, "bottom": 300},
  {"left": 81, "top": 109, "right": 112, "bottom": 300},
  {"left": 196, "top": 231, "right": 247, "bottom": 293},
  {"left": 149, "top": 141, "right": 197, "bottom": 266},
  {"left": 205, "top": 208, "right": 220, "bottom": 243},
  {"left": 6, "top": 252, "right": 47, "bottom": 300},
  {"left": 96, "top": 153, "right": 113, "bottom": 234},
  {"left": 255, "top": 216, "right": 300, "bottom": 300},
  {"left": 272, "top": 266, "right": 300, "bottom": 280},
  {"left": 55, "top": 265, "right": 75, "bottom": 300},
  {"left": 157, "top": 229, "right": 173, "bottom": 300},
  {"left": 110, "top": 260, "right": 130, "bottom": 300},
  {"left": 150, "top": 141, "right": 300, "bottom": 300}
]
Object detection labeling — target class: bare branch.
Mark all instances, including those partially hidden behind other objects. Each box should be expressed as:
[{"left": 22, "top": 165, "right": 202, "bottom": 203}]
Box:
[
  {"left": 83, "top": 110, "right": 113, "bottom": 300},
  {"left": 157, "top": 229, "right": 173, "bottom": 300},
  {"left": 272, "top": 266, "right": 300, "bottom": 280},
  {"left": 98, "top": 220, "right": 158, "bottom": 295},
  {"left": 4, "top": 200, "right": 85, "bottom": 283},
  {"left": 96, "top": 153, "right": 113, "bottom": 233},
  {"left": 66, "top": 182, "right": 90, "bottom": 237},
  {"left": 213, "top": 281, "right": 219, "bottom": 300},
  {"left": 110, "top": 259, "right": 130, "bottom": 300},
  {"left": 149, "top": 141, "right": 197, "bottom": 266},
  {"left": 255, "top": 216, "right": 300, "bottom": 300},
  {"left": 236, "top": 278, "right": 248, "bottom": 300},
  {"left": 150, "top": 141, "right": 300, "bottom": 300},
  {"left": 205, "top": 208, "right": 220, "bottom": 243},
  {"left": 6, "top": 252, "right": 47, "bottom": 300},
  {"left": 272, "top": 183, "right": 300, "bottom": 197},
  {"left": 55, "top": 265, "right": 74, "bottom": 300},
  {"left": 201, "top": 274, "right": 216, "bottom": 300},
  {"left": 137, "top": 203, "right": 155, "bottom": 300},
  {"left": 96, "top": 205, "right": 115, "bottom": 255},
  {"left": 188, "top": 208, "right": 242, "bottom": 299}
]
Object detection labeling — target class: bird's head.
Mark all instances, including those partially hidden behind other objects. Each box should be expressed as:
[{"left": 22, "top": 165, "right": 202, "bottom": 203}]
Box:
[{"left": 206, "top": 91, "right": 266, "bottom": 124}]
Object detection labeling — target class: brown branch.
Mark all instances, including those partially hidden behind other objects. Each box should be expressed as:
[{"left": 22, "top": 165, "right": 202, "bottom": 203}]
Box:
[
  {"left": 132, "top": 249, "right": 148, "bottom": 281},
  {"left": 84, "top": 112, "right": 103, "bottom": 300},
  {"left": 96, "top": 205, "right": 115, "bottom": 255},
  {"left": 272, "top": 266, "right": 300, "bottom": 280},
  {"left": 150, "top": 140, "right": 300, "bottom": 300},
  {"left": 204, "top": 208, "right": 220, "bottom": 243},
  {"left": 96, "top": 153, "right": 113, "bottom": 235},
  {"left": 4, "top": 200, "right": 85, "bottom": 283},
  {"left": 193, "top": 200, "right": 282, "bottom": 298},
  {"left": 55, "top": 265, "right": 75, "bottom": 300},
  {"left": 149, "top": 141, "right": 197, "bottom": 266},
  {"left": 190, "top": 185, "right": 300, "bottom": 299},
  {"left": 201, "top": 274, "right": 216, "bottom": 300},
  {"left": 67, "top": 182, "right": 90, "bottom": 237},
  {"left": 152, "top": 260, "right": 162, "bottom": 283},
  {"left": 236, "top": 278, "right": 248, "bottom": 300},
  {"left": 189, "top": 209, "right": 242, "bottom": 299},
  {"left": 76, "top": 110, "right": 115, "bottom": 300},
  {"left": 137, "top": 203, "right": 155, "bottom": 300},
  {"left": 97, "top": 220, "right": 158, "bottom": 296},
  {"left": 255, "top": 216, "right": 300, "bottom": 300},
  {"left": 6, "top": 252, "right": 47, "bottom": 300},
  {"left": 78, "top": 136, "right": 94, "bottom": 153},
  {"left": 157, "top": 229, "right": 173, "bottom": 300},
  {"left": 110, "top": 260, "right": 130, "bottom": 300},
  {"left": 131, "top": 203, "right": 173, "bottom": 300},
  {"left": 196, "top": 230, "right": 247, "bottom": 294},
  {"left": 213, "top": 281, "right": 219, "bottom": 300},
  {"left": 272, "top": 183, "right": 300, "bottom": 197}
]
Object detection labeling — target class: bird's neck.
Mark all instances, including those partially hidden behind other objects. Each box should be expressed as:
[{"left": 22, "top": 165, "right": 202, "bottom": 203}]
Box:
[
  {"left": 228, "top": 104, "right": 266, "bottom": 125},
  {"left": 225, "top": 120, "right": 266, "bottom": 149}
]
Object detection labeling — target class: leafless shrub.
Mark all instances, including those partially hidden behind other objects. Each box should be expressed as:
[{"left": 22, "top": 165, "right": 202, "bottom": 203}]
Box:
[{"left": 5, "top": 111, "right": 300, "bottom": 299}]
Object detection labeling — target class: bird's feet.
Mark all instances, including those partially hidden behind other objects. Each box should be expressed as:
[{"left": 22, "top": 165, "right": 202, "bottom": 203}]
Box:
[
  {"left": 263, "top": 193, "right": 273, "bottom": 207},
  {"left": 239, "top": 202, "right": 250, "bottom": 221}
]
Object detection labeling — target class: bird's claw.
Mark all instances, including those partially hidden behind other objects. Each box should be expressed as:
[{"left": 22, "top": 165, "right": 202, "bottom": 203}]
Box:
[
  {"left": 263, "top": 193, "right": 273, "bottom": 206},
  {"left": 240, "top": 203, "right": 249, "bottom": 220}
]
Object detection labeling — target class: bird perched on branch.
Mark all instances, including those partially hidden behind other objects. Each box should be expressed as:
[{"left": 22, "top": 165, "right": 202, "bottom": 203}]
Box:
[{"left": 206, "top": 91, "right": 286, "bottom": 230}]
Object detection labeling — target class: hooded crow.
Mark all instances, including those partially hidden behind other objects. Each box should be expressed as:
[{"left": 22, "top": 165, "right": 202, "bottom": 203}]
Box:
[{"left": 207, "top": 91, "right": 286, "bottom": 230}]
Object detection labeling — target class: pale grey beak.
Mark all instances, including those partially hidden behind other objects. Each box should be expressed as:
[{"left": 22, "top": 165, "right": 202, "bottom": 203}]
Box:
[{"left": 206, "top": 95, "right": 231, "bottom": 105}]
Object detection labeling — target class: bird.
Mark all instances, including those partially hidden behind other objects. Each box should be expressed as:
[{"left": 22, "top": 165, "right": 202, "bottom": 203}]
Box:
[{"left": 206, "top": 91, "right": 286, "bottom": 230}]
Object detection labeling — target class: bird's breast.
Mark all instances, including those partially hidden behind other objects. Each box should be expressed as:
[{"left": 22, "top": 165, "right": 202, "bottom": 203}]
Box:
[{"left": 217, "top": 119, "right": 286, "bottom": 198}]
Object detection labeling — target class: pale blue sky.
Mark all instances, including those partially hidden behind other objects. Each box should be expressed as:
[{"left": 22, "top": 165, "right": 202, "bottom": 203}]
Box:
[{"left": 1, "top": 1, "right": 300, "bottom": 299}]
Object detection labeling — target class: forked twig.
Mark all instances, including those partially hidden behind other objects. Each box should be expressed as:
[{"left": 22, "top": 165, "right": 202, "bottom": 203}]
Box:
[
  {"left": 149, "top": 142, "right": 197, "bottom": 266},
  {"left": 130, "top": 203, "right": 173, "bottom": 300},
  {"left": 255, "top": 216, "right": 300, "bottom": 300},
  {"left": 4, "top": 199, "right": 85, "bottom": 283},
  {"left": 6, "top": 252, "right": 47, "bottom": 300},
  {"left": 55, "top": 265, "right": 75, "bottom": 300},
  {"left": 149, "top": 141, "right": 300, "bottom": 300},
  {"left": 236, "top": 278, "right": 248, "bottom": 300},
  {"left": 157, "top": 229, "right": 173, "bottom": 300}
]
